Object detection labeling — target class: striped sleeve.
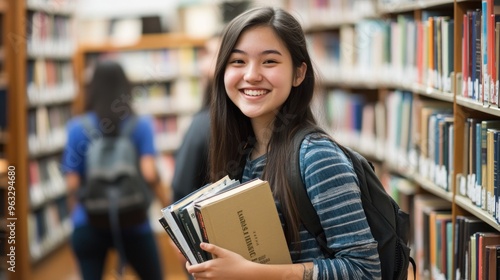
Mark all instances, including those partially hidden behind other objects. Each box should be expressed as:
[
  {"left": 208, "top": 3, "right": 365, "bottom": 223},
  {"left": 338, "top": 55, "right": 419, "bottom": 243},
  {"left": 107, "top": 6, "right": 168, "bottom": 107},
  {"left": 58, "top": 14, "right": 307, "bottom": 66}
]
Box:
[{"left": 299, "top": 135, "right": 381, "bottom": 279}]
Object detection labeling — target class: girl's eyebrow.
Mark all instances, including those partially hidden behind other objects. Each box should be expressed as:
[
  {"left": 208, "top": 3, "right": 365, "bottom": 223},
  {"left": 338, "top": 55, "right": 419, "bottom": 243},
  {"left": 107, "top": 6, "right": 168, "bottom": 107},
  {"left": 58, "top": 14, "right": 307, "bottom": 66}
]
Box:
[
  {"left": 231, "top": 48, "right": 283, "bottom": 56},
  {"left": 262, "top": 49, "right": 282, "bottom": 55}
]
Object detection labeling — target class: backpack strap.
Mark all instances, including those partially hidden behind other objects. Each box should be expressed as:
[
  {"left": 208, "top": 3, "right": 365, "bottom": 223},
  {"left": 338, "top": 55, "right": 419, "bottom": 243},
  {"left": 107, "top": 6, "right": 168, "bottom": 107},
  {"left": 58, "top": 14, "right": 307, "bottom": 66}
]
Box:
[
  {"left": 288, "top": 126, "right": 335, "bottom": 257},
  {"left": 233, "top": 137, "right": 257, "bottom": 181},
  {"left": 120, "top": 116, "right": 138, "bottom": 137},
  {"left": 81, "top": 114, "right": 96, "bottom": 140}
]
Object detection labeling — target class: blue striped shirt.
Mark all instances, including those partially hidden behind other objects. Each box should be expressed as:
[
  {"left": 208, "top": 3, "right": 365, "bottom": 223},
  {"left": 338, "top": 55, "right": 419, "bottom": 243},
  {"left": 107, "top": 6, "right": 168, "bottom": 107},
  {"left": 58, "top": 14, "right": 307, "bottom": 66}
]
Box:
[{"left": 242, "top": 134, "right": 381, "bottom": 279}]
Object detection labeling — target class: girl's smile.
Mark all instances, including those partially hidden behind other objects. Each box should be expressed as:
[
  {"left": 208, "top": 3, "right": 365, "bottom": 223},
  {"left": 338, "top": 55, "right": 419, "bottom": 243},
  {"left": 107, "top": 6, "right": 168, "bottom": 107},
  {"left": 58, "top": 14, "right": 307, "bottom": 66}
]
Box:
[{"left": 241, "top": 88, "right": 269, "bottom": 97}]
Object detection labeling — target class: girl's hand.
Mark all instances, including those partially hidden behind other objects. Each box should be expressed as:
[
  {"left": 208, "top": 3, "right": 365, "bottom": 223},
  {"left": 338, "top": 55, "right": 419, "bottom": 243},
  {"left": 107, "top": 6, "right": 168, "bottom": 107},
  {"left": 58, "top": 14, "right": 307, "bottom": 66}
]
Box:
[{"left": 186, "top": 242, "right": 256, "bottom": 280}]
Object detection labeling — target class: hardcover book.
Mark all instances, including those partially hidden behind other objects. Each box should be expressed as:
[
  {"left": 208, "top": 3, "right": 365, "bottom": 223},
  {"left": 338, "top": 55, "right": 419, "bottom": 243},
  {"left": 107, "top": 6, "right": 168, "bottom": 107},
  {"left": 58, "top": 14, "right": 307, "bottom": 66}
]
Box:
[{"left": 194, "top": 178, "right": 292, "bottom": 265}]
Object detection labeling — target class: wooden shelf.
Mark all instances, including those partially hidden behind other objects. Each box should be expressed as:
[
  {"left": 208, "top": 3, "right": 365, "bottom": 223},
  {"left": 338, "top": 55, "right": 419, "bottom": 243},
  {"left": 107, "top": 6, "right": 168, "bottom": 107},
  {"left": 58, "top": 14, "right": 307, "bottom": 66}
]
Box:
[
  {"left": 378, "top": 0, "right": 455, "bottom": 14},
  {"left": 455, "top": 195, "right": 500, "bottom": 231},
  {"left": 456, "top": 95, "right": 500, "bottom": 117},
  {"left": 78, "top": 33, "right": 207, "bottom": 53}
]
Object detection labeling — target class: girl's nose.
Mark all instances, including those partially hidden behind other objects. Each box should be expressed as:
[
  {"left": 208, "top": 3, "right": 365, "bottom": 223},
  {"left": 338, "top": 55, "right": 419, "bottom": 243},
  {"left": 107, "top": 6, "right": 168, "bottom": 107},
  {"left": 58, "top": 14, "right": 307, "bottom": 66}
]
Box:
[{"left": 244, "top": 64, "right": 262, "bottom": 82}]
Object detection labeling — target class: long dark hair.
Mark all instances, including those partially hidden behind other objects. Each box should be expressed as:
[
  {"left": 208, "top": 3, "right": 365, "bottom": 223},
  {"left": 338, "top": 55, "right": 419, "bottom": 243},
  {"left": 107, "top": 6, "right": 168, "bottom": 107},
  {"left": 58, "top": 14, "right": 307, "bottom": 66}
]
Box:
[
  {"left": 208, "top": 6, "right": 318, "bottom": 246},
  {"left": 85, "top": 60, "right": 134, "bottom": 136}
]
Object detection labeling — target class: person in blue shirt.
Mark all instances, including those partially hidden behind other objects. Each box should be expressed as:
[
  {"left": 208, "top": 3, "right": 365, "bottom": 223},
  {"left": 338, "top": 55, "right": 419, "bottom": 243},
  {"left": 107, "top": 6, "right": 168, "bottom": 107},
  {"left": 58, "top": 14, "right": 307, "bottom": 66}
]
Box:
[
  {"left": 62, "top": 60, "right": 169, "bottom": 280},
  {"left": 185, "top": 7, "right": 381, "bottom": 280}
]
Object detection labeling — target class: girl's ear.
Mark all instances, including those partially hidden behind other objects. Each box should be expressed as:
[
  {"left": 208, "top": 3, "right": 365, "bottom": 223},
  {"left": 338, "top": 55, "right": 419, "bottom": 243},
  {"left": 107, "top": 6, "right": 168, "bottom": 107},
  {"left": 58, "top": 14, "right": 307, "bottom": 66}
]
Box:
[{"left": 292, "top": 62, "right": 307, "bottom": 87}]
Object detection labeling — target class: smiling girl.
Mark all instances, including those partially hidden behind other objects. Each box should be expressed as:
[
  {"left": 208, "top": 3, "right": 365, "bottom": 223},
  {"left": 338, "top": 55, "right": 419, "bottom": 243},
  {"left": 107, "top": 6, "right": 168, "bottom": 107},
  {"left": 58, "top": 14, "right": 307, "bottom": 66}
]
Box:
[{"left": 186, "top": 6, "right": 381, "bottom": 280}]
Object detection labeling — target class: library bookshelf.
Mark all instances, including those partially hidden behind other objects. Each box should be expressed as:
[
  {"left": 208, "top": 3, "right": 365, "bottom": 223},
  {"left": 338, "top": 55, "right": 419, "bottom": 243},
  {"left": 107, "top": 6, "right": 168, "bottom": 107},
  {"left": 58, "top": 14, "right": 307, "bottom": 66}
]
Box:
[
  {"left": 283, "top": 0, "right": 500, "bottom": 279},
  {"left": 3, "top": 0, "right": 78, "bottom": 279}
]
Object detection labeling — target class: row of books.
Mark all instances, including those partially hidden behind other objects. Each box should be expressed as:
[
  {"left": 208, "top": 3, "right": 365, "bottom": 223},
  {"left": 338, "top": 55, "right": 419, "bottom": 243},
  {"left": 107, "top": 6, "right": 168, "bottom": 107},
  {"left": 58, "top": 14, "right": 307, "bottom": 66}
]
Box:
[
  {"left": 416, "top": 101, "right": 454, "bottom": 191},
  {"left": 325, "top": 89, "right": 385, "bottom": 159},
  {"left": 460, "top": 1, "right": 500, "bottom": 106},
  {"left": 307, "top": 11, "right": 454, "bottom": 94},
  {"left": 413, "top": 193, "right": 500, "bottom": 280},
  {"left": 27, "top": 11, "right": 75, "bottom": 58},
  {"left": 85, "top": 47, "right": 203, "bottom": 84},
  {"left": 413, "top": 195, "right": 451, "bottom": 280},
  {"left": 457, "top": 118, "right": 500, "bottom": 223},
  {"left": 325, "top": 90, "right": 456, "bottom": 190},
  {"left": 27, "top": 59, "right": 76, "bottom": 106},
  {"left": 28, "top": 157, "right": 65, "bottom": 210},
  {"left": 27, "top": 105, "right": 70, "bottom": 157},
  {"left": 28, "top": 197, "right": 72, "bottom": 261},
  {"left": 385, "top": 91, "right": 415, "bottom": 170},
  {"left": 159, "top": 176, "right": 291, "bottom": 265}
]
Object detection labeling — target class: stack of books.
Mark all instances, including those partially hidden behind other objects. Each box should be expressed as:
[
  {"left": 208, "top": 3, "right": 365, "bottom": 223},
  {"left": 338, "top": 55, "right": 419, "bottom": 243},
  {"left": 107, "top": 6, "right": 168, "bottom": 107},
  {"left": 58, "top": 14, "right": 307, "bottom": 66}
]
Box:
[{"left": 159, "top": 176, "right": 292, "bottom": 265}]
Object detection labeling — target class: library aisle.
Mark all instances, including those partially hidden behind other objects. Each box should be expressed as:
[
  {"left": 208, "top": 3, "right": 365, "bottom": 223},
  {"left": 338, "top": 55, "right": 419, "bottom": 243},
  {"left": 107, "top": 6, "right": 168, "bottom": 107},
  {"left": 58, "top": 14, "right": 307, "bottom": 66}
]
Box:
[{"left": 3, "top": 0, "right": 500, "bottom": 279}]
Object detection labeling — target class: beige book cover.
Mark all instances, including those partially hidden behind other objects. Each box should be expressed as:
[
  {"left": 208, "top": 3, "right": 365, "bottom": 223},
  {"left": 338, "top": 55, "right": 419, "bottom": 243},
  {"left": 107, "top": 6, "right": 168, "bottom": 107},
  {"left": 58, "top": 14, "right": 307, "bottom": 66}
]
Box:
[{"left": 194, "top": 179, "right": 292, "bottom": 265}]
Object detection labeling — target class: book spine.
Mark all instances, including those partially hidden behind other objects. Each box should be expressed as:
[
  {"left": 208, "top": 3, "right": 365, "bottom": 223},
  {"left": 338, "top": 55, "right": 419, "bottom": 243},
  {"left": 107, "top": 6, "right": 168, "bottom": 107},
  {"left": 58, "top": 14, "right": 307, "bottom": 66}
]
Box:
[
  {"left": 496, "top": 132, "right": 500, "bottom": 223},
  {"left": 463, "top": 13, "right": 469, "bottom": 97},
  {"left": 194, "top": 207, "right": 208, "bottom": 243},
  {"left": 476, "top": 122, "right": 483, "bottom": 207},
  {"left": 194, "top": 206, "right": 212, "bottom": 260},
  {"left": 489, "top": 14, "right": 497, "bottom": 106},
  {"left": 158, "top": 217, "right": 191, "bottom": 264},
  {"left": 162, "top": 210, "right": 199, "bottom": 265},
  {"left": 471, "top": 11, "right": 478, "bottom": 100},
  {"left": 496, "top": 246, "right": 500, "bottom": 280},
  {"left": 179, "top": 208, "right": 207, "bottom": 262},
  {"left": 448, "top": 19, "right": 454, "bottom": 92},
  {"left": 482, "top": 122, "right": 489, "bottom": 209}
]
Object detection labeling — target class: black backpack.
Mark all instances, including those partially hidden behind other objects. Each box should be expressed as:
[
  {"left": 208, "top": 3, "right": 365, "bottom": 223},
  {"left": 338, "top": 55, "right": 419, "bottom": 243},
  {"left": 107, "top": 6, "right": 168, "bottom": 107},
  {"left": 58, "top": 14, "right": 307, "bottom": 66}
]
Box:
[
  {"left": 81, "top": 115, "right": 152, "bottom": 229},
  {"left": 288, "top": 127, "right": 415, "bottom": 280}
]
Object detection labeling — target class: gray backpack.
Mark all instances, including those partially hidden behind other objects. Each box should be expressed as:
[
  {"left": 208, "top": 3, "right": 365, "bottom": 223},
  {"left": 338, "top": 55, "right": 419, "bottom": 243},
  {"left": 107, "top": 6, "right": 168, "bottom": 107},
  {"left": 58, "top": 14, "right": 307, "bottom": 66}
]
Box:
[{"left": 81, "top": 115, "right": 152, "bottom": 228}]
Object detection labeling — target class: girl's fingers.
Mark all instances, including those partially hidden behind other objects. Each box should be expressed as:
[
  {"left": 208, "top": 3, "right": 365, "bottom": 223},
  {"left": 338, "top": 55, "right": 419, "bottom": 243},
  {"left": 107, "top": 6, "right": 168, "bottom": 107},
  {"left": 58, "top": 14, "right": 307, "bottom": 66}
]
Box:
[{"left": 200, "top": 242, "right": 222, "bottom": 257}]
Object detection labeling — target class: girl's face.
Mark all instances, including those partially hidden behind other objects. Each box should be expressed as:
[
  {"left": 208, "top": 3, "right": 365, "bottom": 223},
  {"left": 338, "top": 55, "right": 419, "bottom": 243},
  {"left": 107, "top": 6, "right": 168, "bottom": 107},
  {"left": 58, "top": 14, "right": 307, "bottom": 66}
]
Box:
[{"left": 224, "top": 26, "right": 306, "bottom": 127}]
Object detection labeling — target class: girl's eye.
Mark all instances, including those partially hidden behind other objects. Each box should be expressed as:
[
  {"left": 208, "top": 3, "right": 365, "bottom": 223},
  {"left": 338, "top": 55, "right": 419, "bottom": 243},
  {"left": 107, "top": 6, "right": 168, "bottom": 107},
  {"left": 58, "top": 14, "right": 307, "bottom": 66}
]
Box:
[
  {"left": 263, "top": 59, "right": 277, "bottom": 64},
  {"left": 229, "top": 59, "right": 244, "bottom": 64}
]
